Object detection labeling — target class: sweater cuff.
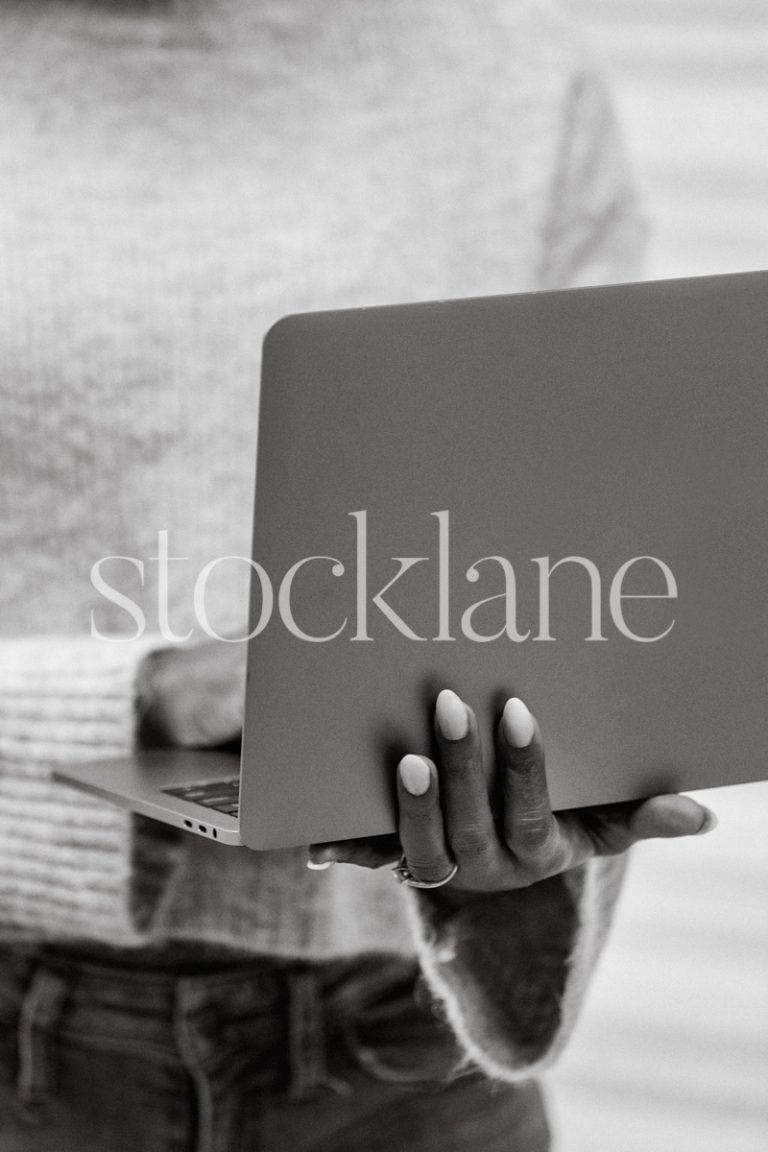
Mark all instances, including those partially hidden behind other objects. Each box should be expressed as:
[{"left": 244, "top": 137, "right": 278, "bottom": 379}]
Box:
[
  {"left": 0, "top": 635, "right": 182, "bottom": 945},
  {"left": 404, "top": 853, "right": 627, "bottom": 1082}
]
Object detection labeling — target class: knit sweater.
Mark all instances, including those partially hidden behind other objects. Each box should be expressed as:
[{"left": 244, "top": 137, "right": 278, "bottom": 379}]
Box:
[{"left": 0, "top": 0, "right": 643, "bottom": 1078}]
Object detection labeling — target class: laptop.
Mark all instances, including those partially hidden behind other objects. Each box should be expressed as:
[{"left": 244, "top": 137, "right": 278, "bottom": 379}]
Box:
[{"left": 55, "top": 270, "right": 768, "bottom": 849}]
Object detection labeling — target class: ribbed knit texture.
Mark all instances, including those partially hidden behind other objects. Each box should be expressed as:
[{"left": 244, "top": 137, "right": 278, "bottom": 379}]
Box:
[
  {"left": 0, "top": 635, "right": 177, "bottom": 941},
  {"left": 0, "top": 0, "right": 645, "bottom": 1074}
]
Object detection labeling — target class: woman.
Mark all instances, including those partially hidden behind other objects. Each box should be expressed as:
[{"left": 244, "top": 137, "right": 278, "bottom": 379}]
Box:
[{"left": 0, "top": 1, "right": 716, "bottom": 1149}]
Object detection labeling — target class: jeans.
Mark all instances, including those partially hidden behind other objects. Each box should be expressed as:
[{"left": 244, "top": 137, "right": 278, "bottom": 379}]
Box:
[{"left": 0, "top": 945, "right": 550, "bottom": 1152}]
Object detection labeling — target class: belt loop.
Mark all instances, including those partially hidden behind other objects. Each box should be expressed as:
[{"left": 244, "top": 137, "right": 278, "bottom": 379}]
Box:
[
  {"left": 286, "top": 970, "right": 349, "bottom": 1100},
  {"left": 286, "top": 970, "right": 323, "bottom": 1100},
  {"left": 174, "top": 980, "right": 215, "bottom": 1152},
  {"left": 16, "top": 966, "right": 71, "bottom": 1120}
]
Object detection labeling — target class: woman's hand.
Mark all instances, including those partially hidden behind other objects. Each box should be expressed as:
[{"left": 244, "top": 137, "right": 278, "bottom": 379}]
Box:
[
  {"left": 308, "top": 689, "right": 717, "bottom": 895},
  {"left": 136, "top": 640, "right": 247, "bottom": 748}
]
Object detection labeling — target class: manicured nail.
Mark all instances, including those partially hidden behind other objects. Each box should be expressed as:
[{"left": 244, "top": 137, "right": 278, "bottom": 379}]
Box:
[
  {"left": 399, "top": 754, "right": 431, "bottom": 796},
  {"left": 307, "top": 846, "right": 338, "bottom": 868},
  {"left": 502, "top": 697, "right": 535, "bottom": 748},
  {"left": 435, "top": 689, "right": 469, "bottom": 741},
  {"left": 695, "top": 807, "right": 718, "bottom": 835}
]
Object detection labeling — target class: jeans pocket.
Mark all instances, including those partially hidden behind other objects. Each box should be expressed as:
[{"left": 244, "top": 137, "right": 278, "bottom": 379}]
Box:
[{"left": 342, "top": 994, "right": 470, "bottom": 1090}]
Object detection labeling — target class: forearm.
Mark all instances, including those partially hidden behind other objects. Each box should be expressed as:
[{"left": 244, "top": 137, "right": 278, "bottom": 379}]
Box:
[{"left": 406, "top": 854, "right": 627, "bottom": 1080}]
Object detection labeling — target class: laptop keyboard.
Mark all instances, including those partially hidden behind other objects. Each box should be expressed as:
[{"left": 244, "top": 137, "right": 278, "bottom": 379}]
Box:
[{"left": 163, "top": 777, "right": 240, "bottom": 817}]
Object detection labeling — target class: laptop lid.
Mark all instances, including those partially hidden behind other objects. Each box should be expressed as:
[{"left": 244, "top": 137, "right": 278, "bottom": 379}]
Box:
[{"left": 239, "top": 271, "right": 768, "bottom": 850}]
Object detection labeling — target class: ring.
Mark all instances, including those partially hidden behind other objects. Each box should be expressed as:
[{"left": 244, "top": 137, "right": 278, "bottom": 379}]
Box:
[{"left": 392, "top": 856, "right": 459, "bottom": 889}]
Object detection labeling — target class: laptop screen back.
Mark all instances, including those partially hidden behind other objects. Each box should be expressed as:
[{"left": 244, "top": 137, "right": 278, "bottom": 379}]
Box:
[{"left": 240, "top": 272, "right": 768, "bottom": 849}]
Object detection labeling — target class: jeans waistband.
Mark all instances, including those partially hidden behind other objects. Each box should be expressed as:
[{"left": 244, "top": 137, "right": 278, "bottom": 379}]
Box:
[{"left": 0, "top": 945, "right": 422, "bottom": 1134}]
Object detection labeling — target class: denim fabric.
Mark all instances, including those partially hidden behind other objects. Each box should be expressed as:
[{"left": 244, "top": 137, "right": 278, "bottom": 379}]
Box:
[{"left": 0, "top": 946, "right": 550, "bottom": 1152}]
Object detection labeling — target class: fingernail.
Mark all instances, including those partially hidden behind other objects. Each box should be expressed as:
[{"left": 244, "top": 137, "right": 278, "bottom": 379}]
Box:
[
  {"left": 399, "top": 754, "right": 431, "bottom": 796},
  {"left": 695, "top": 807, "right": 718, "bottom": 835},
  {"left": 502, "top": 697, "right": 535, "bottom": 748},
  {"left": 435, "top": 689, "right": 469, "bottom": 741},
  {"left": 307, "top": 846, "right": 338, "bottom": 868}
]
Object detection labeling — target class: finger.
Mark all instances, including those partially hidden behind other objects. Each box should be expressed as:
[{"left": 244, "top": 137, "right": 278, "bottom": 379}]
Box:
[
  {"left": 433, "top": 690, "right": 498, "bottom": 868},
  {"left": 627, "top": 795, "right": 718, "bottom": 841},
  {"left": 561, "top": 794, "right": 718, "bottom": 860},
  {"left": 498, "top": 698, "right": 560, "bottom": 868},
  {"left": 307, "top": 834, "right": 400, "bottom": 870},
  {"left": 397, "top": 754, "right": 455, "bottom": 884}
]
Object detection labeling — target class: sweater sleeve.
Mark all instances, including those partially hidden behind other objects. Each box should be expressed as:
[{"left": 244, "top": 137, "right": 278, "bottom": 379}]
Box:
[
  {"left": 0, "top": 635, "right": 182, "bottom": 944},
  {"left": 404, "top": 64, "right": 645, "bottom": 1081},
  {"left": 406, "top": 856, "right": 627, "bottom": 1081}
]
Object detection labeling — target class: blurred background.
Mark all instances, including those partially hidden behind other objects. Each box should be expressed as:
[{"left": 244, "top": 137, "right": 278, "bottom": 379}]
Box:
[{"left": 545, "top": 3, "right": 768, "bottom": 1150}]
